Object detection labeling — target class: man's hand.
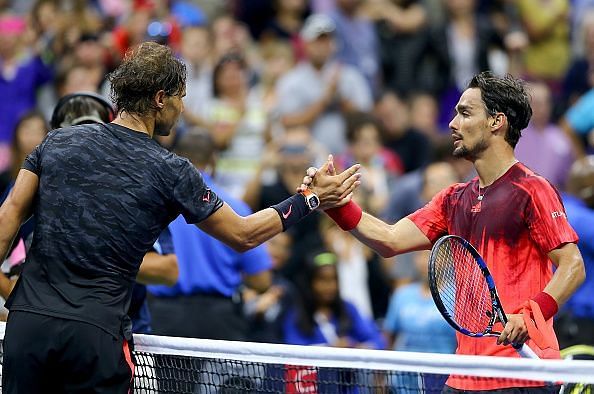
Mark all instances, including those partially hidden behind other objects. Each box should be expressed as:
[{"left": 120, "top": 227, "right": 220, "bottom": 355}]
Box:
[
  {"left": 497, "top": 314, "right": 529, "bottom": 346},
  {"left": 301, "top": 156, "right": 361, "bottom": 210},
  {"left": 296, "top": 155, "right": 336, "bottom": 193}
]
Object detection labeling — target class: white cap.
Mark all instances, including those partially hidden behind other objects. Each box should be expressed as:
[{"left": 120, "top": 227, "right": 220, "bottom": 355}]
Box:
[{"left": 300, "top": 14, "right": 336, "bottom": 41}]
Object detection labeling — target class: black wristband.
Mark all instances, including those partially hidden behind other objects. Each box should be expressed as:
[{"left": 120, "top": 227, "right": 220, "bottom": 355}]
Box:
[{"left": 271, "top": 194, "right": 311, "bottom": 231}]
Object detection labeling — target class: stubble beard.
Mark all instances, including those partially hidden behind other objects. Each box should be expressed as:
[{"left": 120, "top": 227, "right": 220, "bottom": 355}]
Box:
[{"left": 452, "top": 137, "right": 489, "bottom": 161}]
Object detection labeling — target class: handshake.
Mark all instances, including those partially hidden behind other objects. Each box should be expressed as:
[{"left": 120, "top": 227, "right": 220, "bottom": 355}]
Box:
[{"left": 296, "top": 155, "right": 364, "bottom": 231}]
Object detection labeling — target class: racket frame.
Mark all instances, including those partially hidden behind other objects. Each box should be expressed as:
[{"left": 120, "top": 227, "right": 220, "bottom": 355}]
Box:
[{"left": 428, "top": 235, "right": 538, "bottom": 359}]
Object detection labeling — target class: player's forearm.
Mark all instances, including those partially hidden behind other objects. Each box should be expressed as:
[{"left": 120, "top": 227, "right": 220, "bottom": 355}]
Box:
[
  {"left": 543, "top": 244, "right": 585, "bottom": 306},
  {"left": 0, "top": 204, "right": 23, "bottom": 264},
  {"left": 350, "top": 213, "right": 405, "bottom": 258}
]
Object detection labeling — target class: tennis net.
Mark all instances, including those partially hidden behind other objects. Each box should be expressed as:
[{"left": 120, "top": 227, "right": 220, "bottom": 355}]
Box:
[{"left": 1, "top": 323, "right": 593, "bottom": 393}]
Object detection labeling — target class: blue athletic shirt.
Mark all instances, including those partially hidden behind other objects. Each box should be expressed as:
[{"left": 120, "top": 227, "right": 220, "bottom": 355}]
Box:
[
  {"left": 148, "top": 172, "right": 271, "bottom": 298},
  {"left": 6, "top": 123, "right": 223, "bottom": 338}
]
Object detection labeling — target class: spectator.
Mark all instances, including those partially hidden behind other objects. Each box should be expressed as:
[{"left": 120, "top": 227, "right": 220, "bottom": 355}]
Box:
[
  {"left": 563, "top": 11, "right": 594, "bottom": 109},
  {"left": 243, "top": 231, "right": 297, "bottom": 343},
  {"left": 515, "top": 81, "right": 574, "bottom": 188},
  {"left": 384, "top": 250, "right": 456, "bottom": 393},
  {"left": 409, "top": 92, "right": 446, "bottom": 141},
  {"left": 276, "top": 13, "right": 373, "bottom": 155},
  {"left": 148, "top": 129, "right": 273, "bottom": 341},
  {"left": 180, "top": 25, "right": 214, "bottom": 131},
  {"left": 0, "top": 14, "right": 53, "bottom": 172},
  {"left": 243, "top": 126, "right": 326, "bottom": 279},
  {"left": 198, "top": 52, "right": 270, "bottom": 198},
  {"left": 433, "top": 0, "right": 505, "bottom": 127},
  {"left": 336, "top": 111, "right": 402, "bottom": 215},
  {"left": 374, "top": 90, "right": 432, "bottom": 173},
  {"left": 0, "top": 111, "right": 48, "bottom": 259},
  {"left": 283, "top": 249, "right": 386, "bottom": 349},
  {"left": 384, "top": 251, "right": 456, "bottom": 353},
  {"left": 260, "top": 0, "right": 309, "bottom": 59},
  {"left": 560, "top": 84, "right": 594, "bottom": 157},
  {"left": 381, "top": 161, "right": 458, "bottom": 289},
  {"left": 256, "top": 40, "right": 296, "bottom": 141},
  {"left": 329, "top": 0, "right": 380, "bottom": 94},
  {"left": 556, "top": 156, "right": 594, "bottom": 347},
  {"left": 364, "top": 0, "right": 433, "bottom": 96},
  {"left": 515, "top": 0, "right": 570, "bottom": 84}
]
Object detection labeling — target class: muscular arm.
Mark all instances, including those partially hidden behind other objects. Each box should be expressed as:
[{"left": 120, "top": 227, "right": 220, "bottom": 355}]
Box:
[
  {"left": 498, "top": 243, "right": 585, "bottom": 346},
  {"left": 198, "top": 163, "right": 360, "bottom": 253},
  {"left": 350, "top": 215, "right": 432, "bottom": 258},
  {"left": 197, "top": 203, "right": 284, "bottom": 253},
  {"left": 0, "top": 170, "right": 39, "bottom": 298},
  {"left": 136, "top": 252, "right": 179, "bottom": 286},
  {"left": 544, "top": 242, "right": 585, "bottom": 306}
]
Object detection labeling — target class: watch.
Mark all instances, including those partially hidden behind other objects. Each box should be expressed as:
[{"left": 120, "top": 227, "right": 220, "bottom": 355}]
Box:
[{"left": 300, "top": 189, "right": 320, "bottom": 211}]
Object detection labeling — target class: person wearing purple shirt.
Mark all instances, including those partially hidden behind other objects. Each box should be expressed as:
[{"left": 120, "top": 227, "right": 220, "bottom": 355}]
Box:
[
  {"left": 515, "top": 82, "right": 574, "bottom": 188},
  {"left": 0, "top": 15, "right": 53, "bottom": 170}
]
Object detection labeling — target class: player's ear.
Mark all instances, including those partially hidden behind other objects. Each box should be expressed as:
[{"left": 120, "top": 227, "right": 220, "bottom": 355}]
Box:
[
  {"left": 491, "top": 113, "right": 505, "bottom": 130},
  {"left": 154, "top": 90, "right": 166, "bottom": 110}
]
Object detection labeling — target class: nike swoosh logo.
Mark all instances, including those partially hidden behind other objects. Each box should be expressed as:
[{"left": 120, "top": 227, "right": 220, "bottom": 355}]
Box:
[{"left": 282, "top": 204, "right": 292, "bottom": 219}]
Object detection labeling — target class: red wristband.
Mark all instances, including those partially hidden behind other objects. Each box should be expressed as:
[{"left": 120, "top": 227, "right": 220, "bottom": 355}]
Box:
[
  {"left": 532, "top": 291, "right": 558, "bottom": 321},
  {"left": 325, "top": 200, "right": 363, "bottom": 231}
]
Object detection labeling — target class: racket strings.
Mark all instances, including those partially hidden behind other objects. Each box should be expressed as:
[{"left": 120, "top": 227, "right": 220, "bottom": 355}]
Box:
[{"left": 433, "top": 239, "right": 493, "bottom": 334}]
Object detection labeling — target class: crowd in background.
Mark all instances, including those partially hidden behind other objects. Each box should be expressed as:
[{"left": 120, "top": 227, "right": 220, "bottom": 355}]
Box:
[{"left": 0, "top": 0, "right": 593, "bottom": 359}]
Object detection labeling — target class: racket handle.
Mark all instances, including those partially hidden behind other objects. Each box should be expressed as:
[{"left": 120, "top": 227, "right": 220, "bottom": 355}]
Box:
[{"left": 513, "top": 343, "right": 539, "bottom": 359}]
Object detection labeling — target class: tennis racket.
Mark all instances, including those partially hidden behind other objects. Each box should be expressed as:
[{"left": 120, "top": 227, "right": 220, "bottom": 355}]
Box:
[{"left": 428, "top": 235, "right": 539, "bottom": 359}]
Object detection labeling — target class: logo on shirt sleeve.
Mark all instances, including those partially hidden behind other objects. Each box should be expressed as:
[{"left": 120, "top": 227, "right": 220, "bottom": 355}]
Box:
[
  {"left": 202, "top": 190, "right": 211, "bottom": 203},
  {"left": 551, "top": 211, "right": 567, "bottom": 219}
]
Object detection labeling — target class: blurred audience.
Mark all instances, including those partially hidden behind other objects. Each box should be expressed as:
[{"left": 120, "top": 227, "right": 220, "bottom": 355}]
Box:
[
  {"left": 1, "top": 0, "right": 593, "bottom": 357},
  {"left": 556, "top": 156, "right": 594, "bottom": 347},
  {"left": 375, "top": 90, "right": 432, "bottom": 173},
  {"left": 276, "top": 13, "right": 373, "bottom": 155},
  {"left": 516, "top": 81, "right": 574, "bottom": 188}
]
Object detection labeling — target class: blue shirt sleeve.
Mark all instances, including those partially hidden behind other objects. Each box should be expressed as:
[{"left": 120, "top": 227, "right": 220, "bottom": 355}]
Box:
[{"left": 566, "top": 89, "right": 594, "bottom": 135}]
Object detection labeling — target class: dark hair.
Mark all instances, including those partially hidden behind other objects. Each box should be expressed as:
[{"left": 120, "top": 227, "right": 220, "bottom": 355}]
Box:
[
  {"left": 467, "top": 72, "right": 532, "bottom": 148},
  {"left": 294, "top": 250, "right": 352, "bottom": 337},
  {"left": 345, "top": 111, "right": 381, "bottom": 143},
  {"left": 50, "top": 92, "right": 115, "bottom": 129},
  {"left": 212, "top": 52, "right": 246, "bottom": 98},
  {"left": 108, "top": 42, "right": 186, "bottom": 116}
]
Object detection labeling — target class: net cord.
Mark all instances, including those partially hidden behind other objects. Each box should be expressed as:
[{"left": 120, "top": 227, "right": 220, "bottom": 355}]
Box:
[{"left": 1, "top": 322, "right": 593, "bottom": 384}]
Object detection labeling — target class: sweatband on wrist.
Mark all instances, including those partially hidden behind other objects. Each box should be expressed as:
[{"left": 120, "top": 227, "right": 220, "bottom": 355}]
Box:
[
  {"left": 325, "top": 200, "right": 363, "bottom": 231},
  {"left": 271, "top": 194, "right": 311, "bottom": 231},
  {"left": 532, "top": 291, "right": 558, "bottom": 321}
]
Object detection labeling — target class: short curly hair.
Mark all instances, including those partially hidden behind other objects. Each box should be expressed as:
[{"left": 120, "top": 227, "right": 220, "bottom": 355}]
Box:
[
  {"left": 108, "top": 42, "right": 186, "bottom": 116},
  {"left": 467, "top": 72, "right": 532, "bottom": 148}
]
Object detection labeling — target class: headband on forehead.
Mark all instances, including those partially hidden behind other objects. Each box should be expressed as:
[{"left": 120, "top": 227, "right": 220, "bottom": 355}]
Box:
[{"left": 313, "top": 252, "right": 337, "bottom": 267}]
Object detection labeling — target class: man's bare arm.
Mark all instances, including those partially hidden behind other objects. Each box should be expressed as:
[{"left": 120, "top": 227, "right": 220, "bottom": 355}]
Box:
[
  {"left": 350, "top": 215, "right": 432, "bottom": 258},
  {"left": 0, "top": 170, "right": 39, "bottom": 298},
  {"left": 198, "top": 163, "right": 361, "bottom": 253},
  {"left": 136, "top": 252, "right": 179, "bottom": 286},
  {"left": 544, "top": 243, "right": 585, "bottom": 306}
]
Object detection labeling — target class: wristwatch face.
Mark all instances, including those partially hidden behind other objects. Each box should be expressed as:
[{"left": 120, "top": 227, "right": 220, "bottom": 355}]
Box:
[{"left": 307, "top": 194, "right": 320, "bottom": 210}]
